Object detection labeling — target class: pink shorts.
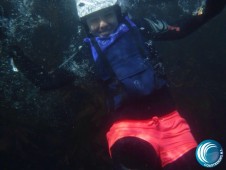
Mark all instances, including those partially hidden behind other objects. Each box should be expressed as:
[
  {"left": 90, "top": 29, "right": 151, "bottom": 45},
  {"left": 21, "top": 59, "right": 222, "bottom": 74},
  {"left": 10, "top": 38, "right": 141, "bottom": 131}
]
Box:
[{"left": 106, "top": 110, "right": 197, "bottom": 167}]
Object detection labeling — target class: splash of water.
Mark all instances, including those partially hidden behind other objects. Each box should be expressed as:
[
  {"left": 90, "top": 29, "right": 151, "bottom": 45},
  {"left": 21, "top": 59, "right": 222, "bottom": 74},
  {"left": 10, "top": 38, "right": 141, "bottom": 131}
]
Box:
[
  {"left": 2, "top": 0, "right": 48, "bottom": 44},
  {"left": 178, "top": 0, "right": 207, "bottom": 15}
]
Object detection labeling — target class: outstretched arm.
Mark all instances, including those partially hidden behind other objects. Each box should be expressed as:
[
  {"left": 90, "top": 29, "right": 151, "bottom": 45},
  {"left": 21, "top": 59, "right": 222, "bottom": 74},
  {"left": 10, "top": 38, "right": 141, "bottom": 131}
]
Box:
[
  {"left": 138, "top": 0, "right": 226, "bottom": 40},
  {"left": 9, "top": 46, "right": 79, "bottom": 90}
]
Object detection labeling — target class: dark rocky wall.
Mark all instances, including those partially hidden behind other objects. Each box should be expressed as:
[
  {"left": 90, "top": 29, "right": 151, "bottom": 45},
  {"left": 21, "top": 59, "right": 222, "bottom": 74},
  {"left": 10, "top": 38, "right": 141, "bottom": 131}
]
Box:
[{"left": 0, "top": 0, "right": 225, "bottom": 169}]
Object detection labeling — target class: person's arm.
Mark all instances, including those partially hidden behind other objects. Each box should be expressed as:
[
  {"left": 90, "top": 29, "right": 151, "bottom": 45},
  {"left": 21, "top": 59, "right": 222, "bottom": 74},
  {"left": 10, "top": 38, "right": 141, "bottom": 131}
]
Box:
[
  {"left": 9, "top": 45, "right": 87, "bottom": 90},
  {"left": 137, "top": 0, "right": 226, "bottom": 40}
]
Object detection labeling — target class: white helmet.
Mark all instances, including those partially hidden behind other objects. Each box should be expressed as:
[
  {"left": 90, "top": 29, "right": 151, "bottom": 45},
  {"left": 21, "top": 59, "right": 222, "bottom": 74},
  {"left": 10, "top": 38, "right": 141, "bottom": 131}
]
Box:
[{"left": 75, "top": 0, "right": 118, "bottom": 18}]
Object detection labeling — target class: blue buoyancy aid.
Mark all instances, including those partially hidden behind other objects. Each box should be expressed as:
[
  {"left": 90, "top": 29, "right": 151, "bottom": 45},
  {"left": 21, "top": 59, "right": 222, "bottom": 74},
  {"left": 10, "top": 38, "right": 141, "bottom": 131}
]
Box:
[{"left": 84, "top": 17, "right": 166, "bottom": 110}]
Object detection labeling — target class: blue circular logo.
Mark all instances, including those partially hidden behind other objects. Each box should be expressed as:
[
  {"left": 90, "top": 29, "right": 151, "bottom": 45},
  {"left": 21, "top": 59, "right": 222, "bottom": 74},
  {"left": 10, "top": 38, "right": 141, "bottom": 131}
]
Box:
[{"left": 196, "top": 139, "right": 223, "bottom": 168}]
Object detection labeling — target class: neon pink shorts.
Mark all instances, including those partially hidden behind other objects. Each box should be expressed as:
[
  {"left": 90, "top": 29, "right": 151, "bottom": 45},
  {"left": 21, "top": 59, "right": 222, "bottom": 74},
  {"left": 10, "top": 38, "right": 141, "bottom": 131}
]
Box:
[{"left": 106, "top": 110, "right": 197, "bottom": 167}]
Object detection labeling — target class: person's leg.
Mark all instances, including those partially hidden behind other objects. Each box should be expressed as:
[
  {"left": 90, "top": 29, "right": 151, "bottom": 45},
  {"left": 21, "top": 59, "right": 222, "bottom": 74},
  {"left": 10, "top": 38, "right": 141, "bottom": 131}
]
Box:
[
  {"left": 111, "top": 137, "right": 162, "bottom": 170},
  {"left": 163, "top": 148, "right": 204, "bottom": 170}
]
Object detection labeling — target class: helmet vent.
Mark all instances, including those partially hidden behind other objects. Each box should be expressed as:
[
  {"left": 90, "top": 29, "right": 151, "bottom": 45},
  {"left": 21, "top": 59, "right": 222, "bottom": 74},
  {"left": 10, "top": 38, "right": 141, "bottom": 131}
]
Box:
[{"left": 79, "top": 3, "right": 85, "bottom": 7}]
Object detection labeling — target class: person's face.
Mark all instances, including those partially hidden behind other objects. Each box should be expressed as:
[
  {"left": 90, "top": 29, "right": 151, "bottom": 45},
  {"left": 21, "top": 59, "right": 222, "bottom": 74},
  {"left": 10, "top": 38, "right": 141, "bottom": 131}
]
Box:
[{"left": 86, "top": 8, "right": 119, "bottom": 38}]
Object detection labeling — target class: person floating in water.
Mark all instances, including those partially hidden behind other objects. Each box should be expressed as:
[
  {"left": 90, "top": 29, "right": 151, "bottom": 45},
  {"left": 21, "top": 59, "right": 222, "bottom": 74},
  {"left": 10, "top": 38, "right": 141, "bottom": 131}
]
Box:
[{"left": 10, "top": 0, "right": 226, "bottom": 169}]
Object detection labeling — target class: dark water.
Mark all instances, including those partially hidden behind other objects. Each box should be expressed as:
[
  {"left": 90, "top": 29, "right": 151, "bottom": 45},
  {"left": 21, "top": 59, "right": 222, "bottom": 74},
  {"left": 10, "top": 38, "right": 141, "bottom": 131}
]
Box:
[{"left": 0, "top": 0, "right": 225, "bottom": 169}]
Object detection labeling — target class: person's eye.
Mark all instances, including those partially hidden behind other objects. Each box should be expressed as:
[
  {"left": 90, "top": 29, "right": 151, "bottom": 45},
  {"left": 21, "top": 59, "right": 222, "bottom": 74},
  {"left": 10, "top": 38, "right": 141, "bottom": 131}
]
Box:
[
  {"left": 88, "top": 17, "right": 99, "bottom": 24},
  {"left": 104, "top": 12, "right": 114, "bottom": 19},
  {"left": 91, "top": 18, "right": 99, "bottom": 23}
]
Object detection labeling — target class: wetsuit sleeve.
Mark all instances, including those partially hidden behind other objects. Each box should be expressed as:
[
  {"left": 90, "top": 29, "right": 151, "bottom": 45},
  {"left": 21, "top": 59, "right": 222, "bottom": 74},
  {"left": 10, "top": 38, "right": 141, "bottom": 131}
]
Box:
[
  {"left": 137, "top": 0, "right": 226, "bottom": 40},
  {"left": 9, "top": 45, "right": 86, "bottom": 90}
]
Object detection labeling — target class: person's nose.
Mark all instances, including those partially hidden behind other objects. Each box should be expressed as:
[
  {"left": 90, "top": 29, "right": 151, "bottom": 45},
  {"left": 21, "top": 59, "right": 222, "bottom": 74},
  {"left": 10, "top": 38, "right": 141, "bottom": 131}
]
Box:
[{"left": 99, "top": 19, "right": 108, "bottom": 31}]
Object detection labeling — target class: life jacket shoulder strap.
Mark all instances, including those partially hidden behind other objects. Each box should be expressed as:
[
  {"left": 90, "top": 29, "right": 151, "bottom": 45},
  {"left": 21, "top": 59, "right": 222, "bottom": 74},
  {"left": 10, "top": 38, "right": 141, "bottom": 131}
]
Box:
[
  {"left": 123, "top": 18, "right": 148, "bottom": 58},
  {"left": 90, "top": 37, "right": 116, "bottom": 79},
  {"left": 90, "top": 37, "right": 126, "bottom": 112}
]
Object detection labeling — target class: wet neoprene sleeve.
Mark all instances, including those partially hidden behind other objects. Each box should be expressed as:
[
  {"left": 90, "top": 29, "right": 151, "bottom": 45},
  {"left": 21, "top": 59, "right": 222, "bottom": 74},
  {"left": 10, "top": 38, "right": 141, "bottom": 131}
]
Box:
[
  {"left": 136, "top": 0, "right": 226, "bottom": 41},
  {"left": 9, "top": 46, "right": 76, "bottom": 90}
]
